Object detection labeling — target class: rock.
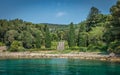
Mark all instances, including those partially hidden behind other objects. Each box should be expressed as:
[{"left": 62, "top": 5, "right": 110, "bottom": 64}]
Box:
[{"left": 109, "top": 52, "right": 115, "bottom": 57}]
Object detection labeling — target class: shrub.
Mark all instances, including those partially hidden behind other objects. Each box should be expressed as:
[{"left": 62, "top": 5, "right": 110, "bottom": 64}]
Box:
[
  {"left": 69, "top": 46, "right": 80, "bottom": 50},
  {"left": 51, "top": 41, "right": 58, "bottom": 49},
  {"left": 87, "top": 44, "right": 96, "bottom": 51},
  {"left": 0, "top": 42, "right": 5, "bottom": 46},
  {"left": 87, "top": 42, "right": 107, "bottom": 52},
  {"left": 79, "top": 47, "right": 87, "bottom": 52},
  {"left": 108, "top": 40, "right": 120, "bottom": 54},
  {"left": 115, "top": 46, "right": 120, "bottom": 54},
  {"left": 9, "top": 41, "right": 25, "bottom": 52}
]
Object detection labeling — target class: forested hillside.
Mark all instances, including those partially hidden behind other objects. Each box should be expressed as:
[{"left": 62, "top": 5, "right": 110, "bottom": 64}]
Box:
[{"left": 0, "top": 1, "right": 120, "bottom": 53}]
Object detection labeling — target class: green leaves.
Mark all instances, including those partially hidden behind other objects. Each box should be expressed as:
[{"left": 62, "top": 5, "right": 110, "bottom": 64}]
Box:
[
  {"left": 86, "top": 7, "right": 101, "bottom": 31},
  {"left": 44, "top": 25, "right": 51, "bottom": 48},
  {"left": 9, "top": 41, "right": 24, "bottom": 52},
  {"left": 68, "top": 22, "right": 76, "bottom": 48},
  {"left": 4, "top": 30, "right": 19, "bottom": 46},
  {"left": 22, "top": 31, "right": 34, "bottom": 49},
  {"left": 104, "top": 0, "right": 120, "bottom": 53},
  {"left": 108, "top": 40, "right": 120, "bottom": 53}
]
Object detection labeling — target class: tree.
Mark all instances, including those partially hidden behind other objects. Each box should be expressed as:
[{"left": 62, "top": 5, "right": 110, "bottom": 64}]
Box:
[
  {"left": 68, "top": 22, "right": 75, "bottom": 47},
  {"left": 35, "top": 31, "right": 42, "bottom": 48},
  {"left": 9, "top": 40, "right": 24, "bottom": 52},
  {"left": 108, "top": 40, "right": 120, "bottom": 54},
  {"left": 22, "top": 31, "right": 35, "bottom": 49},
  {"left": 89, "top": 27, "right": 104, "bottom": 46},
  {"left": 4, "top": 30, "right": 18, "bottom": 46},
  {"left": 102, "top": 15, "right": 113, "bottom": 44},
  {"left": 83, "top": 7, "right": 101, "bottom": 47},
  {"left": 57, "top": 31, "right": 64, "bottom": 41},
  {"left": 30, "top": 28, "right": 43, "bottom": 48},
  {"left": 109, "top": 0, "right": 120, "bottom": 41},
  {"left": 44, "top": 25, "right": 51, "bottom": 48},
  {"left": 77, "top": 21, "right": 86, "bottom": 47},
  {"left": 0, "top": 19, "right": 9, "bottom": 42},
  {"left": 86, "top": 6, "right": 101, "bottom": 32},
  {"left": 105, "top": 0, "right": 120, "bottom": 53},
  {"left": 51, "top": 33, "right": 58, "bottom": 41},
  {"left": 77, "top": 32, "right": 88, "bottom": 47}
]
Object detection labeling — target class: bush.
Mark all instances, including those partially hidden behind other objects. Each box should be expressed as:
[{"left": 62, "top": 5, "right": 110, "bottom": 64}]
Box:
[
  {"left": 108, "top": 40, "right": 120, "bottom": 54},
  {"left": 9, "top": 41, "right": 25, "bottom": 52},
  {"left": 115, "top": 46, "right": 120, "bottom": 54},
  {"left": 51, "top": 41, "right": 58, "bottom": 49},
  {"left": 87, "top": 44, "right": 100, "bottom": 52},
  {"left": 87, "top": 42, "right": 107, "bottom": 52},
  {"left": 0, "top": 42, "right": 5, "bottom": 46},
  {"left": 69, "top": 46, "right": 80, "bottom": 50},
  {"left": 100, "top": 45, "right": 108, "bottom": 52},
  {"left": 79, "top": 47, "right": 87, "bottom": 52},
  {"left": 88, "top": 44, "right": 96, "bottom": 51}
]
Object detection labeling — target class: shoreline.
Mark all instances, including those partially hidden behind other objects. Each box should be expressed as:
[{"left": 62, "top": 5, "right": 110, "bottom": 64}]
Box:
[{"left": 0, "top": 52, "right": 120, "bottom": 62}]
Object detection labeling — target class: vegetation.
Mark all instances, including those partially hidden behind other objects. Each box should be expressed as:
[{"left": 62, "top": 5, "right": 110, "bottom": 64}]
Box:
[
  {"left": 68, "top": 22, "right": 76, "bottom": 48},
  {"left": 44, "top": 25, "right": 51, "bottom": 48},
  {"left": 0, "top": 1, "right": 120, "bottom": 54}
]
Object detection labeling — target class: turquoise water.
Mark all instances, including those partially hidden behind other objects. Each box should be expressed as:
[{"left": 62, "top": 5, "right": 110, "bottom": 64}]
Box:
[{"left": 0, "top": 58, "right": 120, "bottom": 75}]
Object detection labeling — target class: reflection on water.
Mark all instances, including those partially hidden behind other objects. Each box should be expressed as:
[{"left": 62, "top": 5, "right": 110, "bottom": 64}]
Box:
[{"left": 0, "top": 58, "right": 120, "bottom": 75}]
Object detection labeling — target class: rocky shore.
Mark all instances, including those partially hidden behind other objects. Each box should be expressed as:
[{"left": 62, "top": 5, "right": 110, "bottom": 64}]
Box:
[{"left": 0, "top": 52, "right": 120, "bottom": 62}]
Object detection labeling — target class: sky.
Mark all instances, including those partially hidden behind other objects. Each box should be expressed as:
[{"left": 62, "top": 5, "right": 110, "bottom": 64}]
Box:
[{"left": 0, "top": 0, "right": 117, "bottom": 24}]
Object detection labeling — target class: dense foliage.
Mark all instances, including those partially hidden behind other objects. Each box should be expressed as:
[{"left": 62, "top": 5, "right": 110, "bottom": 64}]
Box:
[
  {"left": 68, "top": 22, "right": 75, "bottom": 48},
  {"left": 0, "top": 1, "right": 120, "bottom": 53},
  {"left": 44, "top": 25, "right": 51, "bottom": 48}
]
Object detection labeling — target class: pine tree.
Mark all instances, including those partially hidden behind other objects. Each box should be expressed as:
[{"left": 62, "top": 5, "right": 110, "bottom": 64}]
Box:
[
  {"left": 86, "top": 6, "right": 100, "bottom": 32},
  {"left": 68, "top": 22, "right": 75, "bottom": 47},
  {"left": 44, "top": 25, "right": 51, "bottom": 48}
]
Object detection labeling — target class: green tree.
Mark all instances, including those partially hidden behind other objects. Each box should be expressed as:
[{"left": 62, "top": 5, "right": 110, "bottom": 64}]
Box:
[
  {"left": 77, "top": 21, "right": 86, "bottom": 47},
  {"left": 44, "top": 25, "right": 51, "bottom": 48},
  {"left": 51, "top": 33, "right": 58, "bottom": 41},
  {"left": 0, "top": 19, "right": 9, "bottom": 42},
  {"left": 105, "top": 0, "right": 120, "bottom": 53},
  {"left": 9, "top": 40, "right": 24, "bottom": 52},
  {"left": 89, "top": 27, "right": 104, "bottom": 46},
  {"left": 68, "top": 22, "right": 75, "bottom": 47},
  {"left": 57, "top": 31, "right": 64, "bottom": 41},
  {"left": 86, "top": 6, "right": 101, "bottom": 32},
  {"left": 103, "top": 15, "right": 113, "bottom": 44},
  {"left": 30, "top": 28, "right": 43, "bottom": 48},
  {"left": 4, "top": 30, "right": 18, "bottom": 46},
  {"left": 77, "top": 32, "right": 88, "bottom": 47},
  {"left": 109, "top": 0, "right": 120, "bottom": 41},
  {"left": 22, "top": 31, "right": 35, "bottom": 49}
]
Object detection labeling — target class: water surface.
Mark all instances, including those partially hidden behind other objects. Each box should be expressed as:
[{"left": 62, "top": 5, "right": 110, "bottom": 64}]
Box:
[{"left": 0, "top": 58, "right": 120, "bottom": 75}]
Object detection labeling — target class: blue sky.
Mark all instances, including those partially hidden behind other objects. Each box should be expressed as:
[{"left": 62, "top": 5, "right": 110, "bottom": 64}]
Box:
[{"left": 0, "top": 0, "right": 117, "bottom": 24}]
